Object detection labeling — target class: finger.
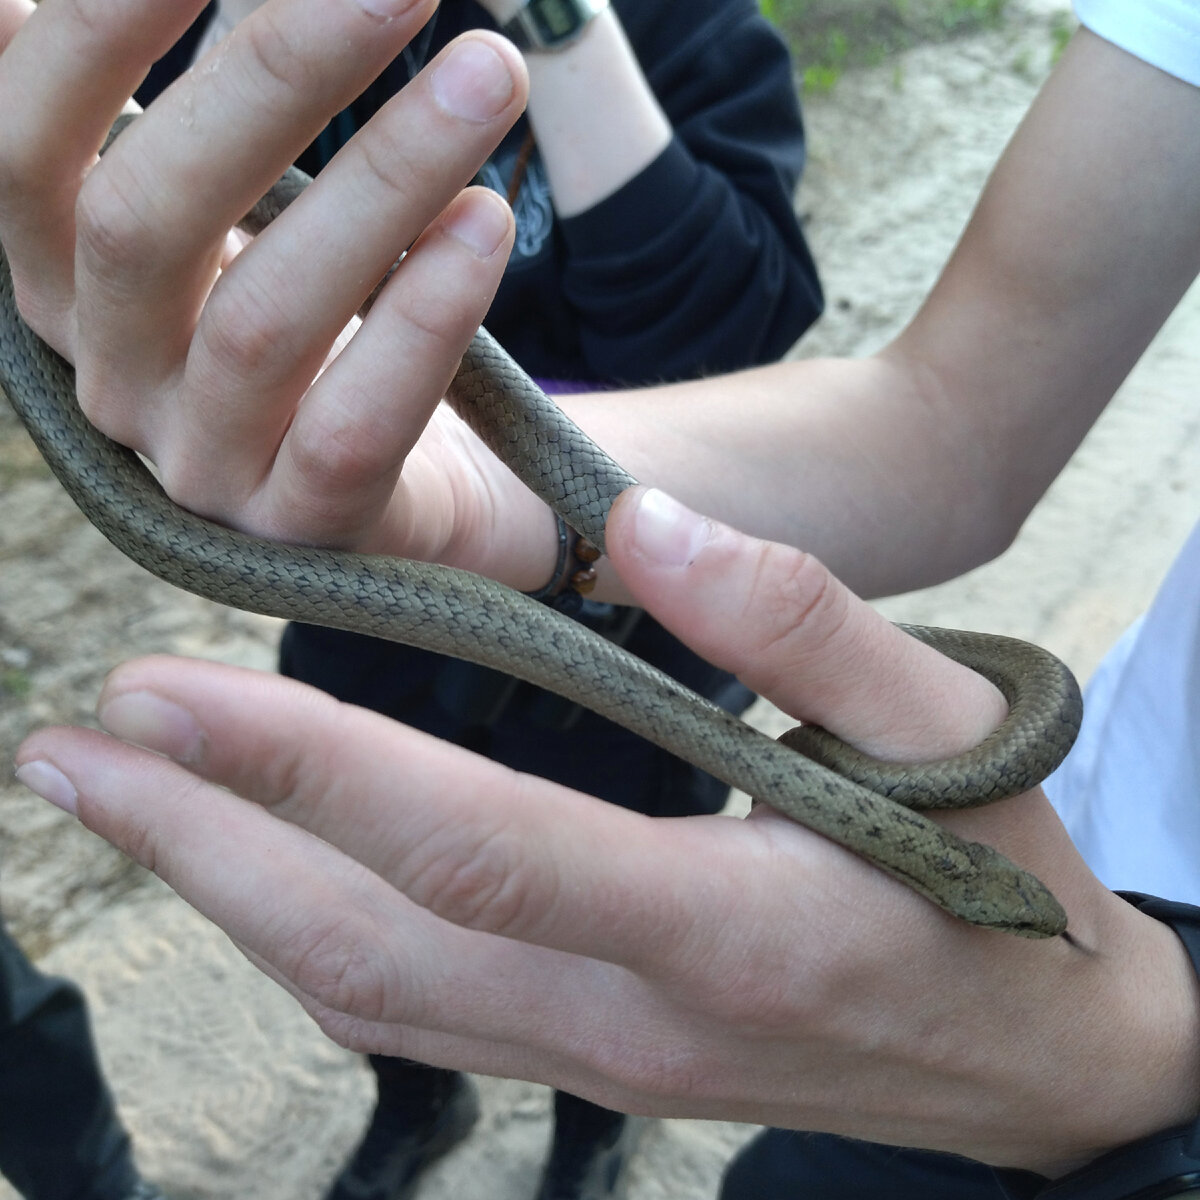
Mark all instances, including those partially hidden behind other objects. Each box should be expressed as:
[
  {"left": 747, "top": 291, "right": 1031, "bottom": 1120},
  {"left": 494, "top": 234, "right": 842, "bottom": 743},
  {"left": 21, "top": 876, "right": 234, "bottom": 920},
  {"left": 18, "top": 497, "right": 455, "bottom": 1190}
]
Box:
[
  {"left": 606, "top": 487, "right": 1008, "bottom": 761},
  {"left": 607, "top": 489, "right": 1103, "bottom": 901},
  {"left": 0, "top": 0, "right": 209, "bottom": 344},
  {"left": 12, "top": 722, "right": 650, "bottom": 1067},
  {"left": 80, "top": 655, "right": 776, "bottom": 972},
  {"left": 261, "top": 187, "right": 514, "bottom": 546},
  {"left": 0, "top": 0, "right": 32, "bottom": 50},
  {"left": 19, "top": 667, "right": 1001, "bottom": 1124},
  {"left": 72, "top": 0, "right": 454, "bottom": 452},
  {"left": 155, "top": 35, "right": 523, "bottom": 526},
  {"left": 84, "top": 0, "right": 441, "bottom": 276}
]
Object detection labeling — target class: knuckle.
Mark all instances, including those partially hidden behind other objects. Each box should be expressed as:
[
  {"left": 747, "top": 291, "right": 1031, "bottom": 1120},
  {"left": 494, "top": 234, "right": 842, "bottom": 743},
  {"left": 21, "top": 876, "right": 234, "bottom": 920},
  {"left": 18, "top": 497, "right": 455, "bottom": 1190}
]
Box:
[
  {"left": 197, "top": 272, "right": 294, "bottom": 380},
  {"left": 310, "top": 1006, "right": 387, "bottom": 1055},
  {"left": 667, "top": 904, "right": 818, "bottom": 1032},
  {"left": 284, "top": 394, "right": 391, "bottom": 501},
  {"left": 597, "top": 1039, "right": 710, "bottom": 1107},
  {"left": 705, "top": 953, "right": 819, "bottom": 1032},
  {"left": 739, "top": 547, "right": 849, "bottom": 697},
  {"left": 97, "top": 771, "right": 205, "bottom": 883},
  {"left": 101, "top": 804, "right": 162, "bottom": 878},
  {"left": 282, "top": 917, "right": 392, "bottom": 1022},
  {"left": 233, "top": 9, "right": 319, "bottom": 110},
  {"left": 59, "top": 0, "right": 109, "bottom": 41},
  {"left": 356, "top": 124, "right": 430, "bottom": 215},
  {"left": 74, "top": 164, "right": 157, "bottom": 284},
  {"left": 402, "top": 809, "right": 554, "bottom": 940},
  {"left": 389, "top": 269, "right": 469, "bottom": 352}
]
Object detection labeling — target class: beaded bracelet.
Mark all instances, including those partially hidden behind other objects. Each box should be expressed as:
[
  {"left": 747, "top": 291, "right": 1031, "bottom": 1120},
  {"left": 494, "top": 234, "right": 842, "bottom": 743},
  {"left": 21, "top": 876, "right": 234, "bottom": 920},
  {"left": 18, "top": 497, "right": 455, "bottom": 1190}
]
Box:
[{"left": 525, "top": 514, "right": 602, "bottom": 615}]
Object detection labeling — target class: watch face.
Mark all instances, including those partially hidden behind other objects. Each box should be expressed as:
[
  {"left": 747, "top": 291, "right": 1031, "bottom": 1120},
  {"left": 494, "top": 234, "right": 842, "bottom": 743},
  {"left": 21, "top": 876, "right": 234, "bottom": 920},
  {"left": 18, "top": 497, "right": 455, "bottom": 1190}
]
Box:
[{"left": 527, "top": 0, "right": 586, "bottom": 43}]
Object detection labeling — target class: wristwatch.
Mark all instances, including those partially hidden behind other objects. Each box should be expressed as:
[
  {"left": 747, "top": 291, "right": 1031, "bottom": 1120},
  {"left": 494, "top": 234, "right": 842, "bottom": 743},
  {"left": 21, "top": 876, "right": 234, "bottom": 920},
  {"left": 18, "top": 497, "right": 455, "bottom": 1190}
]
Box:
[
  {"left": 1023, "top": 894, "right": 1200, "bottom": 1199},
  {"left": 500, "top": 0, "right": 609, "bottom": 52}
]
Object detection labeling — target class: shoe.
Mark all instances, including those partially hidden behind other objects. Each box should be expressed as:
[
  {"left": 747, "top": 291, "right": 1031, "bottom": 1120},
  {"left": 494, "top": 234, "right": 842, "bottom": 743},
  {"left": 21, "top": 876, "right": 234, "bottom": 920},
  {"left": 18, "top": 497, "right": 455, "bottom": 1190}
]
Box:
[
  {"left": 534, "top": 1115, "right": 648, "bottom": 1200},
  {"left": 324, "top": 1073, "right": 480, "bottom": 1200}
]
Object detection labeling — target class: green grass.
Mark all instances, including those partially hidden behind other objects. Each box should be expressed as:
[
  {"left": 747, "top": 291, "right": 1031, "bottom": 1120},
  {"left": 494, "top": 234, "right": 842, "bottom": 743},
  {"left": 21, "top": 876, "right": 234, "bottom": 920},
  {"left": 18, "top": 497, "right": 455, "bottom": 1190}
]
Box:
[
  {"left": 1048, "top": 8, "right": 1074, "bottom": 61},
  {"left": 1, "top": 668, "right": 32, "bottom": 699},
  {"left": 762, "top": 0, "right": 1011, "bottom": 92}
]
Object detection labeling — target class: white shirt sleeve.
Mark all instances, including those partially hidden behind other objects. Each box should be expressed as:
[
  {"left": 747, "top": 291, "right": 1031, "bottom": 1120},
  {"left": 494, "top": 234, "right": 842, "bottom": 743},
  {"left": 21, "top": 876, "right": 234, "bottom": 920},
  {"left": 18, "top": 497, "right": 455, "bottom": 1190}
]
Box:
[
  {"left": 1044, "top": 519, "right": 1200, "bottom": 902},
  {"left": 1074, "top": 0, "right": 1200, "bottom": 87}
]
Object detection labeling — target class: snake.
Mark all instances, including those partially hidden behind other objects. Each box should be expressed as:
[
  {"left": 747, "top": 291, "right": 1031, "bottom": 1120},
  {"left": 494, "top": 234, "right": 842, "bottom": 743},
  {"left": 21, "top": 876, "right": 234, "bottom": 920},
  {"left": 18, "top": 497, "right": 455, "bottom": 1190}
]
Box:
[{"left": 0, "top": 122, "right": 1083, "bottom": 939}]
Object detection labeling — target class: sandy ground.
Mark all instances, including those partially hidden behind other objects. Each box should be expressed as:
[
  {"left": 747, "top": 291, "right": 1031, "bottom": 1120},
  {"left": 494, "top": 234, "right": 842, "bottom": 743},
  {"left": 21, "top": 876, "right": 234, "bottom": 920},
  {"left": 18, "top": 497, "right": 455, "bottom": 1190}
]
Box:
[{"left": 4, "top": 4, "right": 1200, "bottom": 1197}]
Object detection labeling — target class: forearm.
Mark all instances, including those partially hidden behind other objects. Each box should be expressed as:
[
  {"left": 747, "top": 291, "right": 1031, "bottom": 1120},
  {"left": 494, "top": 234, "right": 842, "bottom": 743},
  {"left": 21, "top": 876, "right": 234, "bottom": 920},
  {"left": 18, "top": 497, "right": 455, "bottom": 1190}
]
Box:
[
  {"left": 552, "top": 354, "right": 1021, "bottom": 600},
  {"left": 540, "top": 29, "right": 1200, "bottom": 602},
  {"left": 497, "top": 4, "right": 671, "bottom": 217}
]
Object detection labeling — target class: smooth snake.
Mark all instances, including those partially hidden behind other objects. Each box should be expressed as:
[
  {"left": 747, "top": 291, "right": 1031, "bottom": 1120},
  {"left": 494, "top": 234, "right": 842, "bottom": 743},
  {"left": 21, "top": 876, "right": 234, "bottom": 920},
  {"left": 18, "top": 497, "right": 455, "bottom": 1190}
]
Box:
[{"left": 0, "top": 125, "right": 1083, "bottom": 939}]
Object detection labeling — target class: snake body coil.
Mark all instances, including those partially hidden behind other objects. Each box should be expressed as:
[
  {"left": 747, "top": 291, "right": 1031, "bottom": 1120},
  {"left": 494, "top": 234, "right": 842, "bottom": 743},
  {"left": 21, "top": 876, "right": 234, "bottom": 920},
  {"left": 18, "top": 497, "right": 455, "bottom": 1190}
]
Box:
[{"left": 0, "top": 149, "right": 1083, "bottom": 939}]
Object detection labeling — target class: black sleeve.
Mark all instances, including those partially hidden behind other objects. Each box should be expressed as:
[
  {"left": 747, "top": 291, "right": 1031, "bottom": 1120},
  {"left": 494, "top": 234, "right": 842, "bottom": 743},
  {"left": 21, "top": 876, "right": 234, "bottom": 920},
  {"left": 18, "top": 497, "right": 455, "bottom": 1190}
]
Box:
[{"left": 556, "top": 0, "right": 823, "bottom": 383}]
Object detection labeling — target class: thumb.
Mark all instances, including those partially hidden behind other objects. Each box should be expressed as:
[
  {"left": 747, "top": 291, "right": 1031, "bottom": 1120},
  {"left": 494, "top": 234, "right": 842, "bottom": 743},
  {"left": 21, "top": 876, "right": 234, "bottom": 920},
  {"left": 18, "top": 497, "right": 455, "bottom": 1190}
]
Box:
[
  {"left": 0, "top": 1, "right": 33, "bottom": 48},
  {"left": 605, "top": 486, "right": 1006, "bottom": 763}
]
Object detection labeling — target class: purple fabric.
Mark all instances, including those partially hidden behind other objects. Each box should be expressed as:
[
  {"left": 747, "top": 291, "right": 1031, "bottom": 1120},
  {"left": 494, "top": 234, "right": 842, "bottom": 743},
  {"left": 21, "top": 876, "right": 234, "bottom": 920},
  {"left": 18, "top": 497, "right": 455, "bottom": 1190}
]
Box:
[{"left": 532, "top": 377, "right": 606, "bottom": 396}]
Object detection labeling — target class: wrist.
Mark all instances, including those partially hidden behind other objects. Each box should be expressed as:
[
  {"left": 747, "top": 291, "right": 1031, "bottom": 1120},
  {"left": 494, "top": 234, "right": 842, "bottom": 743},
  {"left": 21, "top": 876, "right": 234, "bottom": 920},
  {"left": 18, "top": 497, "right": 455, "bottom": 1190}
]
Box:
[
  {"left": 516, "top": 8, "right": 671, "bottom": 218},
  {"left": 1031, "top": 892, "right": 1200, "bottom": 1181},
  {"left": 1037, "top": 1125, "right": 1200, "bottom": 1199}
]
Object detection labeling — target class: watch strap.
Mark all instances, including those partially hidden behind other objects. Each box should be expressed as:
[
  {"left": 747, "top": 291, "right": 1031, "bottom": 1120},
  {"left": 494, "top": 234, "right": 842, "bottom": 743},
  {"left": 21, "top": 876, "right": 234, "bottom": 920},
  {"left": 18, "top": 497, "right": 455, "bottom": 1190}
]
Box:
[
  {"left": 500, "top": 0, "right": 608, "bottom": 52},
  {"left": 1036, "top": 1126, "right": 1200, "bottom": 1200}
]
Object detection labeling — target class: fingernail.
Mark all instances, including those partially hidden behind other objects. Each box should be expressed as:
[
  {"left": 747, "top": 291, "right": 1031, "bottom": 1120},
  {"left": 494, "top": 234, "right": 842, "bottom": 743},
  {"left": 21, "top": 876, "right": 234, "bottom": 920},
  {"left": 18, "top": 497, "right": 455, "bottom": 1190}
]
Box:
[
  {"left": 631, "top": 488, "right": 712, "bottom": 567},
  {"left": 15, "top": 761, "right": 78, "bottom": 816},
  {"left": 444, "top": 192, "right": 509, "bottom": 258},
  {"left": 431, "top": 38, "right": 514, "bottom": 123},
  {"left": 98, "top": 691, "right": 204, "bottom": 763},
  {"left": 354, "top": 0, "right": 423, "bottom": 22}
]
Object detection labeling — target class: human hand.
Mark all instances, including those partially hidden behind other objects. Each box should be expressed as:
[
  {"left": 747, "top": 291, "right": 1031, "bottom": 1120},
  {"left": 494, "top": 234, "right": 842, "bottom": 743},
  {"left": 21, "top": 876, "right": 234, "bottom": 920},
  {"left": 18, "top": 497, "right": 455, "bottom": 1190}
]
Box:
[
  {"left": 0, "top": 0, "right": 557, "bottom": 586},
  {"left": 15, "top": 488, "right": 1200, "bottom": 1176}
]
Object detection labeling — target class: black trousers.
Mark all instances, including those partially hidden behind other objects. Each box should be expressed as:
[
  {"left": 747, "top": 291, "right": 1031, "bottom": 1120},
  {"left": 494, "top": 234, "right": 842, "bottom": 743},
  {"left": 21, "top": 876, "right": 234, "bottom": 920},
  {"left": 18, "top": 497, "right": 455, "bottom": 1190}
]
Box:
[{"left": 0, "top": 916, "right": 139, "bottom": 1200}]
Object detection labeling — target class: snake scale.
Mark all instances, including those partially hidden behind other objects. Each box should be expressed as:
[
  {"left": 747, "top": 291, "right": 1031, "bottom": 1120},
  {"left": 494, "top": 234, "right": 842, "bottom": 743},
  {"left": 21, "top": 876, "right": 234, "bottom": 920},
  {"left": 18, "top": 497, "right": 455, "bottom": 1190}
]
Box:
[{"left": 0, "top": 127, "right": 1083, "bottom": 938}]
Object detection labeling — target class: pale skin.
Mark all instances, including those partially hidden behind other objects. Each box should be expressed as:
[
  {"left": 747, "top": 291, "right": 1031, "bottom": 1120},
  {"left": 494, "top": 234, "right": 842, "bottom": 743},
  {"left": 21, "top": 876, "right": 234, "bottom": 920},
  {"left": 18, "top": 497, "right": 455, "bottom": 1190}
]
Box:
[{"left": 3, "top": 0, "right": 1200, "bottom": 1180}]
